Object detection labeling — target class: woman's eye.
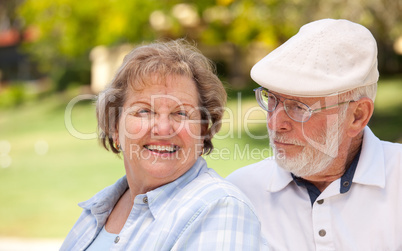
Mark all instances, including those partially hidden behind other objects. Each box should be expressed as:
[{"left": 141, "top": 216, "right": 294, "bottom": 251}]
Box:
[
  {"left": 130, "top": 109, "right": 152, "bottom": 117},
  {"left": 171, "top": 111, "right": 189, "bottom": 120},
  {"left": 177, "top": 111, "right": 188, "bottom": 117},
  {"left": 174, "top": 111, "right": 189, "bottom": 119}
]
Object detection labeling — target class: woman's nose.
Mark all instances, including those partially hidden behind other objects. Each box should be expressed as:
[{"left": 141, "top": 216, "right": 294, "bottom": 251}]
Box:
[{"left": 151, "top": 114, "right": 175, "bottom": 137}]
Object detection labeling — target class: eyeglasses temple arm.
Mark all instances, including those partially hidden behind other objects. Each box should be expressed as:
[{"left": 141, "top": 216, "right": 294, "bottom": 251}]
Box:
[{"left": 310, "top": 100, "right": 355, "bottom": 113}]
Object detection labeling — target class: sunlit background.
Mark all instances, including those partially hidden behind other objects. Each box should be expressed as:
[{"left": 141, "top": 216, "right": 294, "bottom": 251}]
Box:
[{"left": 0, "top": 0, "right": 401, "bottom": 249}]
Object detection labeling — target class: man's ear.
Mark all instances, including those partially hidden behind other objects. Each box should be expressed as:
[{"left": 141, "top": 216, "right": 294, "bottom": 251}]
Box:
[{"left": 347, "top": 97, "right": 374, "bottom": 137}]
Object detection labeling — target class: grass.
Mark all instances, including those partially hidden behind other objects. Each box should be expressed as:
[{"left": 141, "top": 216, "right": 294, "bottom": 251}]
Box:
[
  {"left": 0, "top": 93, "right": 126, "bottom": 238},
  {"left": 0, "top": 76, "right": 401, "bottom": 239}
]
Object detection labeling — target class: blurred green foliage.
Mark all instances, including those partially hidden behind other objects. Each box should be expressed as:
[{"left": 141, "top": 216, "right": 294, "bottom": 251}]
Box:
[
  {"left": 0, "top": 84, "right": 26, "bottom": 107},
  {"left": 15, "top": 0, "right": 402, "bottom": 90}
]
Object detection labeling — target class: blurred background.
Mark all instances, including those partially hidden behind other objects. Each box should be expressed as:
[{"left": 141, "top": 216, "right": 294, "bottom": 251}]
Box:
[{"left": 0, "top": 0, "right": 401, "bottom": 248}]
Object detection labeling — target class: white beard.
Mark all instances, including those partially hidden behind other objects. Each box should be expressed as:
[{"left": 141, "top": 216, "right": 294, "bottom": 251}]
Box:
[{"left": 269, "top": 118, "right": 344, "bottom": 177}]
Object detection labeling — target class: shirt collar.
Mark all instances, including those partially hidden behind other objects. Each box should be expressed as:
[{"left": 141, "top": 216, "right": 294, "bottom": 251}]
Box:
[
  {"left": 78, "top": 157, "right": 208, "bottom": 221},
  {"left": 78, "top": 176, "right": 128, "bottom": 228},
  {"left": 352, "top": 127, "right": 385, "bottom": 188},
  {"left": 265, "top": 158, "right": 294, "bottom": 192},
  {"left": 143, "top": 157, "right": 208, "bottom": 219},
  {"left": 291, "top": 149, "right": 360, "bottom": 193},
  {"left": 339, "top": 150, "right": 360, "bottom": 193},
  {"left": 291, "top": 149, "right": 360, "bottom": 205}
]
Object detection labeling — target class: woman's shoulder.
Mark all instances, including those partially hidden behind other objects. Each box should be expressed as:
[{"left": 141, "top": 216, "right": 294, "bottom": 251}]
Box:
[
  {"left": 178, "top": 166, "right": 256, "bottom": 208},
  {"left": 78, "top": 176, "right": 128, "bottom": 210}
]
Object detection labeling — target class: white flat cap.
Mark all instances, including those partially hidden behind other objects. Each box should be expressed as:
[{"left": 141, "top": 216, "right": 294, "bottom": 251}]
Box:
[{"left": 251, "top": 19, "right": 379, "bottom": 97}]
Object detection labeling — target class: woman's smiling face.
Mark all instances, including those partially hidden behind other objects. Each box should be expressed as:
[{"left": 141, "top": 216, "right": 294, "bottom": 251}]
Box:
[{"left": 117, "top": 74, "right": 204, "bottom": 191}]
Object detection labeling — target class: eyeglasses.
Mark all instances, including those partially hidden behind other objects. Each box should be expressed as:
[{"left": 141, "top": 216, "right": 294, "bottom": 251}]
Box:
[{"left": 253, "top": 87, "right": 355, "bottom": 122}]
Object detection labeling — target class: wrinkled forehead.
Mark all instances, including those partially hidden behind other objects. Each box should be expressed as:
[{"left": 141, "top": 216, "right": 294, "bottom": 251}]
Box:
[{"left": 123, "top": 73, "right": 200, "bottom": 107}]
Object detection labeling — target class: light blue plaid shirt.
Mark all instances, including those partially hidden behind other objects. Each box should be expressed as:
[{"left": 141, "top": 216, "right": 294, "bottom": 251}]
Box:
[{"left": 60, "top": 157, "right": 268, "bottom": 250}]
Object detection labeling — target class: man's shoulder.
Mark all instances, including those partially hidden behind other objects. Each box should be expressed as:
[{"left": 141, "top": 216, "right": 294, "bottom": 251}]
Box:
[
  {"left": 380, "top": 140, "right": 402, "bottom": 170},
  {"left": 228, "top": 157, "right": 276, "bottom": 176},
  {"left": 363, "top": 127, "right": 402, "bottom": 164},
  {"left": 381, "top": 139, "right": 402, "bottom": 151},
  {"left": 226, "top": 157, "right": 277, "bottom": 186},
  {"left": 179, "top": 166, "right": 256, "bottom": 205}
]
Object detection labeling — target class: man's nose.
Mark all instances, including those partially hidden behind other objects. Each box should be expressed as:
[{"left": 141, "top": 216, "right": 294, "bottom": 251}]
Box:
[{"left": 267, "top": 103, "right": 292, "bottom": 132}]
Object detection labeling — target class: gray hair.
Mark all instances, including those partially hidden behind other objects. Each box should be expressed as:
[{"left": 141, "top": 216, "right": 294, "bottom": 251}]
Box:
[
  {"left": 96, "top": 39, "right": 227, "bottom": 155},
  {"left": 344, "top": 83, "right": 377, "bottom": 102},
  {"left": 336, "top": 83, "right": 377, "bottom": 125}
]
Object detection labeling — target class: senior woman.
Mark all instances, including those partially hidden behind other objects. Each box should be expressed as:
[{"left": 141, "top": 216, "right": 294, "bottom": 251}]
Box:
[{"left": 61, "top": 40, "right": 267, "bottom": 250}]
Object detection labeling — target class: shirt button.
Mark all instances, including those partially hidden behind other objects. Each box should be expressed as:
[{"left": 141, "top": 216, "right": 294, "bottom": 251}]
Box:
[
  {"left": 317, "top": 199, "right": 324, "bottom": 204},
  {"left": 343, "top": 181, "right": 350, "bottom": 187},
  {"left": 114, "top": 236, "right": 120, "bottom": 243},
  {"left": 143, "top": 196, "right": 148, "bottom": 203},
  {"left": 319, "top": 229, "right": 326, "bottom": 237}
]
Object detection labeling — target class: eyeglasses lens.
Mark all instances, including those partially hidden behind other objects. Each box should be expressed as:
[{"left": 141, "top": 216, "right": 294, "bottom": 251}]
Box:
[
  {"left": 258, "top": 88, "right": 312, "bottom": 122},
  {"left": 260, "top": 89, "right": 276, "bottom": 111},
  {"left": 283, "top": 100, "right": 310, "bottom": 122}
]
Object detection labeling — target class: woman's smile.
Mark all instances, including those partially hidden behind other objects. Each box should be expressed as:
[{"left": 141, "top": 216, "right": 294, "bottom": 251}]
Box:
[{"left": 144, "top": 143, "right": 180, "bottom": 155}]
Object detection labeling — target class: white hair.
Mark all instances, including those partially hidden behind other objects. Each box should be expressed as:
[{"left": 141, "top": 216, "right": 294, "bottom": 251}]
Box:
[
  {"left": 343, "top": 83, "right": 378, "bottom": 102},
  {"left": 336, "top": 83, "right": 377, "bottom": 119}
]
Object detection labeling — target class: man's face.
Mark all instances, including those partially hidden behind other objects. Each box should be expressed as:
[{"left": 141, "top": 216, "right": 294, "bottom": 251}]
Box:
[{"left": 267, "top": 92, "right": 349, "bottom": 178}]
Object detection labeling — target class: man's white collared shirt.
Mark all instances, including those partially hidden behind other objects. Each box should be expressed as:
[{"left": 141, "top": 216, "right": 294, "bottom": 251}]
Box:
[{"left": 227, "top": 127, "right": 402, "bottom": 251}]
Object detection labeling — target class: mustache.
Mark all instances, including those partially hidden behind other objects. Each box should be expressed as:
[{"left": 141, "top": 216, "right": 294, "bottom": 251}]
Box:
[{"left": 268, "top": 131, "right": 305, "bottom": 146}]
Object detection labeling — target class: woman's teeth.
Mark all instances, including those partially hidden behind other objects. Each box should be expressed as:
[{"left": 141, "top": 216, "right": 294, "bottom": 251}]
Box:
[{"left": 145, "top": 145, "right": 178, "bottom": 153}]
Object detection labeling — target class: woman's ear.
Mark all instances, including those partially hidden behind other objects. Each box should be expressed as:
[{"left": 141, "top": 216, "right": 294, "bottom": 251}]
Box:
[
  {"left": 113, "top": 133, "right": 119, "bottom": 145},
  {"left": 112, "top": 130, "right": 122, "bottom": 152},
  {"left": 201, "top": 123, "right": 209, "bottom": 138},
  {"left": 112, "top": 121, "right": 119, "bottom": 143},
  {"left": 112, "top": 119, "right": 121, "bottom": 148},
  {"left": 347, "top": 97, "right": 374, "bottom": 137}
]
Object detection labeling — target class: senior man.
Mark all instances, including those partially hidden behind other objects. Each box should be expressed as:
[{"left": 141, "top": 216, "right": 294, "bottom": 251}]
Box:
[{"left": 227, "top": 19, "right": 402, "bottom": 250}]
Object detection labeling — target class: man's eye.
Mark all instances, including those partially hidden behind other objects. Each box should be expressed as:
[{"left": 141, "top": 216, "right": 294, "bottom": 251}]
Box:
[
  {"left": 267, "top": 96, "right": 276, "bottom": 102},
  {"left": 289, "top": 103, "right": 307, "bottom": 112}
]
